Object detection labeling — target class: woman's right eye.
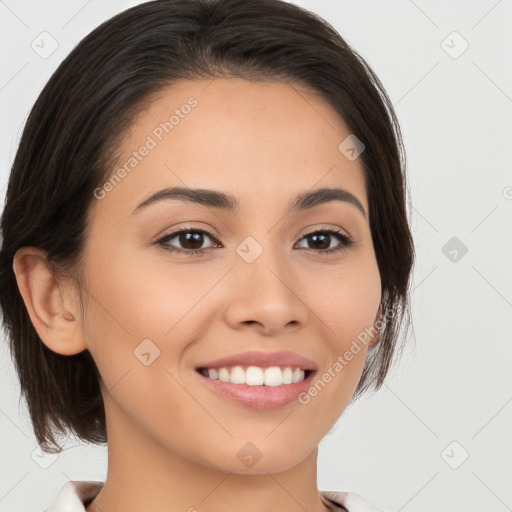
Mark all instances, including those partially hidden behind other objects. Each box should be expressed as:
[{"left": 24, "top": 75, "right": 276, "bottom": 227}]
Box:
[{"left": 156, "top": 228, "right": 220, "bottom": 257}]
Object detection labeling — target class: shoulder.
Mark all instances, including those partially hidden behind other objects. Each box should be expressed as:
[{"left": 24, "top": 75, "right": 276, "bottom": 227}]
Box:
[
  {"left": 46, "top": 482, "right": 389, "bottom": 512},
  {"left": 46, "top": 481, "right": 104, "bottom": 511},
  {"left": 320, "top": 490, "right": 390, "bottom": 512}
]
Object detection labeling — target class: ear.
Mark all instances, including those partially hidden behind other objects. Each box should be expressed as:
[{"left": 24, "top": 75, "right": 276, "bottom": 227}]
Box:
[
  {"left": 368, "top": 303, "right": 383, "bottom": 349},
  {"left": 12, "top": 247, "right": 87, "bottom": 356}
]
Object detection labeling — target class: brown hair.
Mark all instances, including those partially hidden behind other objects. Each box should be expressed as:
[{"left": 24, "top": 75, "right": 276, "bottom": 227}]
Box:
[{"left": 0, "top": 0, "right": 415, "bottom": 452}]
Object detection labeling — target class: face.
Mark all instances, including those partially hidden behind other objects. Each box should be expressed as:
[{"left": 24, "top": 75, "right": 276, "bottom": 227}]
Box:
[{"left": 79, "top": 78, "right": 381, "bottom": 474}]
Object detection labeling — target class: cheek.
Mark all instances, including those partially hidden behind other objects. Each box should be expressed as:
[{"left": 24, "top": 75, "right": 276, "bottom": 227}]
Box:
[
  {"left": 83, "top": 240, "right": 207, "bottom": 338},
  {"left": 296, "top": 260, "right": 381, "bottom": 426},
  {"left": 306, "top": 254, "right": 381, "bottom": 398},
  {"left": 80, "top": 244, "right": 207, "bottom": 433},
  {"left": 312, "top": 255, "right": 381, "bottom": 344},
  {"left": 80, "top": 238, "right": 229, "bottom": 391}
]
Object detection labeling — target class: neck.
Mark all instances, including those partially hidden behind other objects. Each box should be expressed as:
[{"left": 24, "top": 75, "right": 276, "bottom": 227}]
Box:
[{"left": 86, "top": 402, "right": 332, "bottom": 512}]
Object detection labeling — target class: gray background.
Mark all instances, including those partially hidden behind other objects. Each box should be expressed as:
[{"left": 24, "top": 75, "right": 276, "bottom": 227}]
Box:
[{"left": 1, "top": 1, "right": 511, "bottom": 511}]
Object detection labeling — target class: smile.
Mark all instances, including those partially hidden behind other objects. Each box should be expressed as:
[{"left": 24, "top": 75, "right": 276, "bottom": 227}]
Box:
[
  {"left": 197, "top": 365, "right": 312, "bottom": 386},
  {"left": 195, "top": 366, "right": 317, "bottom": 410}
]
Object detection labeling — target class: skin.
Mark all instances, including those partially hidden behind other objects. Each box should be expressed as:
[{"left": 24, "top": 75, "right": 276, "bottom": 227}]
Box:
[{"left": 13, "top": 78, "right": 382, "bottom": 512}]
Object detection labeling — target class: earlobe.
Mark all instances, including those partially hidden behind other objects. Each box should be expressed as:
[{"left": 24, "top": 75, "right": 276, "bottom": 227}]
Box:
[{"left": 12, "top": 247, "right": 86, "bottom": 356}]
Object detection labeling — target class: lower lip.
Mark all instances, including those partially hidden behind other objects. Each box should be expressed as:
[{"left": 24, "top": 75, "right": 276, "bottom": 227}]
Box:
[{"left": 195, "top": 370, "right": 317, "bottom": 410}]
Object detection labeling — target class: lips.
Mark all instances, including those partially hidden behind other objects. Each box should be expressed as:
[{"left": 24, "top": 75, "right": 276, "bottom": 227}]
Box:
[
  {"left": 193, "top": 351, "right": 319, "bottom": 410},
  {"left": 195, "top": 364, "right": 317, "bottom": 410},
  {"left": 195, "top": 350, "right": 318, "bottom": 372}
]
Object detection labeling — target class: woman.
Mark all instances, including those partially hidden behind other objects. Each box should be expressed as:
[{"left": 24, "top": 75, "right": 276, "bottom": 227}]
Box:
[{"left": 0, "top": 0, "right": 414, "bottom": 510}]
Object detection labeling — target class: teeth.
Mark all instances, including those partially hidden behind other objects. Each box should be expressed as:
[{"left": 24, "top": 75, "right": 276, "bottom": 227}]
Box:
[{"left": 201, "top": 366, "right": 307, "bottom": 386}]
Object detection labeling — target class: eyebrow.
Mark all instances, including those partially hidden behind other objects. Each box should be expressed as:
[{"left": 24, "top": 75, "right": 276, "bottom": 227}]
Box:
[{"left": 132, "top": 186, "right": 367, "bottom": 219}]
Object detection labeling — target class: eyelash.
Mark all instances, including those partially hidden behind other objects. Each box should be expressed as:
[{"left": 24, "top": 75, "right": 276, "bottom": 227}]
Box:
[{"left": 155, "top": 226, "right": 354, "bottom": 257}]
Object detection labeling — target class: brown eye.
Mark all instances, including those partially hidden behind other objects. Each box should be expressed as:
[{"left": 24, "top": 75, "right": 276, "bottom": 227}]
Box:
[
  {"left": 157, "top": 228, "right": 220, "bottom": 256},
  {"left": 295, "top": 229, "right": 354, "bottom": 254}
]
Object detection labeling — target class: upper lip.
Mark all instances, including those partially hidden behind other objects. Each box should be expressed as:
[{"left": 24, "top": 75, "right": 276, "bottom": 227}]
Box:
[{"left": 196, "top": 350, "right": 318, "bottom": 371}]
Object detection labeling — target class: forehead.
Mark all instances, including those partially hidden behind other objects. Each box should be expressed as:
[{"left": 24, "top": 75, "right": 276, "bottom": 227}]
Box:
[{"left": 92, "top": 78, "right": 368, "bottom": 219}]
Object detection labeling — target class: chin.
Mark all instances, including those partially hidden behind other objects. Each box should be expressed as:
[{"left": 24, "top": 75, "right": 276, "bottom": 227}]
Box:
[{"left": 201, "top": 443, "right": 313, "bottom": 475}]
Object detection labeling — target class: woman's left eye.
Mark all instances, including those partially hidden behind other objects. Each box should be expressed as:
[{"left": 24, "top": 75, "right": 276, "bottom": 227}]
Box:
[
  {"left": 156, "top": 227, "right": 354, "bottom": 257},
  {"left": 295, "top": 229, "right": 354, "bottom": 254}
]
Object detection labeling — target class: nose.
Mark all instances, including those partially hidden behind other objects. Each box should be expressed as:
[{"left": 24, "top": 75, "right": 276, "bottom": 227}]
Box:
[{"left": 222, "top": 245, "right": 308, "bottom": 336}]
